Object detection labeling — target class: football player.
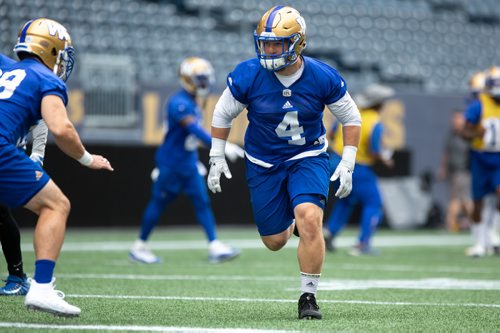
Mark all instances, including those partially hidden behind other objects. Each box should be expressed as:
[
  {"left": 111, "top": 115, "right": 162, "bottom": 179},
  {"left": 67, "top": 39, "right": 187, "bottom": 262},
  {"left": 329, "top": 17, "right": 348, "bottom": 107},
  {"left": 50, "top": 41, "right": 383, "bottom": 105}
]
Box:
[
  {"left": 0, "top": 54, "right": 48, "bottom": 297},
  {"left": 207, "top": 6, "right": 361, "bottom": 319},
  {"left": 437, "top": 109, "right": 473, "bottom": 233},
  {"left": 324, "top": 84, "right": 394, "bottom": 256},
  {"left": 129, "top": 57, "right": 242, "bottom": 264},
  {"left": 0, "top": 18, "right": 113, "bottom": 316},
  {"left": 462, "top": 67, "right": 500, "bottom": 257}
]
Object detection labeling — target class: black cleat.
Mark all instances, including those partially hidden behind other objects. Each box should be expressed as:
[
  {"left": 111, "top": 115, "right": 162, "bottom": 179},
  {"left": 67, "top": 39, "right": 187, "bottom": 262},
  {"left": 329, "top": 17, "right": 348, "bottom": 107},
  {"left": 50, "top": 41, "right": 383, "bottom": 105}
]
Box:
[{"left": 298, "top": 293, "right": 322, "bottom": 320}]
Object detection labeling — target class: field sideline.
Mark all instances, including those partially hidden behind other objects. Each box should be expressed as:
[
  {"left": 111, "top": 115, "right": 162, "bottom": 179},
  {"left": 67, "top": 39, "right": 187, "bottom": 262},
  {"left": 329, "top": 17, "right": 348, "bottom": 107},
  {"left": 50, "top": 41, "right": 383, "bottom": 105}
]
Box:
[{"left": 1, "top": 227, "right": 500, "bottom": 332}]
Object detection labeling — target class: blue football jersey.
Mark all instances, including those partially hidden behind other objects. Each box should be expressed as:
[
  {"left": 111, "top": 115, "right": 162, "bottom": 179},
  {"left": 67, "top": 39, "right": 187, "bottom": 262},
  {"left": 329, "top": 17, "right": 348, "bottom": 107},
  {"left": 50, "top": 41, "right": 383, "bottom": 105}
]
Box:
[
  {"left": 0, "top": 54, "right": 16, "bottom": 68},
  {"left": 227, "top": 56, "right": 347, "bottom": 165},
  {"left": 155, "top": 89, "right": 203, "bottom": 168},
  {"left": 0, "top": 57, "right": 67, "bottom": 146}
]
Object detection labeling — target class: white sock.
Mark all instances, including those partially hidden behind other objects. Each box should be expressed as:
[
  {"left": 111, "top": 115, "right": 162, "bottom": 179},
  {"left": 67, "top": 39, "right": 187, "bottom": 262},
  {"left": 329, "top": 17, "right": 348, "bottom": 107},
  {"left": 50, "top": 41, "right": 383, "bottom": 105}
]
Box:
[
  {"left": 300, "top": 272, "right": 320, "bottom": 295},
  {"left": 133, "top": 239, "right": 146, "bottom": 249},
  {"left": 491, "top": 211, "right": 500, "bottom": 246},
  {"left": 475, "top": 220, "right": 488, "bottom": 248},
  {"left": 481, "top": 197, "right": 495, "bottom": 247},
  {"left": 471, "top": 224, "right": 479, "bottom": 245}
]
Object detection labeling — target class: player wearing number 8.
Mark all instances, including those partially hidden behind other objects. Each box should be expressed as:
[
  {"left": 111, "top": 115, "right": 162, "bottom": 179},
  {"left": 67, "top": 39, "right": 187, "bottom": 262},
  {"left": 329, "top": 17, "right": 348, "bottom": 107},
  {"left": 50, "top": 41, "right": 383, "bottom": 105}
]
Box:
[
  {"left": 462, "top": 66, "right": 500, "bottom": 252},
  {"left": 0, "top": 18, "right": 113, "bottom": 317},
  {"left": 207, "top": 6, "right": 361, "bottom": 319}
]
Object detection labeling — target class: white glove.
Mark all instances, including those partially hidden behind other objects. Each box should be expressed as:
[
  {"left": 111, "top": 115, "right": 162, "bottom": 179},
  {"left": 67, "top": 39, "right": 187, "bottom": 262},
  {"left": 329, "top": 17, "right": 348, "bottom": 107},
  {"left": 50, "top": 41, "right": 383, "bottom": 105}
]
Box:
[
  {"left": 224, "top": 142, "right": 245, "bottom": 162},
  {"left": 331, "top": 161, "right": 353, "bottom": 199},
  {"left": 196, "top": 160, "right": 208, "bottom": 176},
  {"left": 330, "top": 146, "right": 357, "bottom": 199},
  {"left": 207, "top": 157, "right": 232, "bottom": 193},
  {"left": 30, "top": 152, "right": 44, "bottom": 167},
  {"left": 151, "top": 167, "right": 159, "bottom": 181}
]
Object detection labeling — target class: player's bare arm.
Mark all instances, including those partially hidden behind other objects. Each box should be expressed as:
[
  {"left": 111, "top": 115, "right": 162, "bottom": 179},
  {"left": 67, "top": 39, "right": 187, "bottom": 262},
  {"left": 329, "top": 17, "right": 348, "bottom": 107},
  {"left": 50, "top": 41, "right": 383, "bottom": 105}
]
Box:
[
  {"left": 461, "top": 122, "right": 485, "bottom": 140},
  {"left": 342, "top": 125, "right": 361, "bottom": 148},
  {"left": 211, "top": 127, "right": 231, "bottom": 141}
]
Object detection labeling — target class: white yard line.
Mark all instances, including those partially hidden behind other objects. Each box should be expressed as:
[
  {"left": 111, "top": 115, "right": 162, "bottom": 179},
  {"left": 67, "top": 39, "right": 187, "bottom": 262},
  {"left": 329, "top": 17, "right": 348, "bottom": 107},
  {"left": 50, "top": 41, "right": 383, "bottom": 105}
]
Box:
[
  {"left": 317, "top": 278, "right": 500, "bottom": 291},
  {"left": 56, "top": 274, "right": 500, "bottom": 291},
  {"left": 67, "top": 294, "right": 500, "bottom": 308},
  {"left": 333, "top": 263, "right": 498, "bottom": 274},
  {"left": 18, "top": 234, "right": 473, "bottom": 252},
  {"left": 0, "top": 323, "right": 296, "bottom": 333}
]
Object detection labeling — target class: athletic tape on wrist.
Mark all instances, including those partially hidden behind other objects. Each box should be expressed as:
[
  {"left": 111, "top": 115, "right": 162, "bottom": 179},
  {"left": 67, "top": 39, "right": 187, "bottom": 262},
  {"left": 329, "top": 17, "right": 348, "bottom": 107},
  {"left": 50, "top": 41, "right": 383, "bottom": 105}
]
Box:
[
  {"left": 342, "top": 145, "right": 357, "bottom": 171},
  {"left": 77, "top": 151, "right": 93, "bottom": 166},
  {"left": 210, "top": 138, "right": 226, "bottom": 157}
]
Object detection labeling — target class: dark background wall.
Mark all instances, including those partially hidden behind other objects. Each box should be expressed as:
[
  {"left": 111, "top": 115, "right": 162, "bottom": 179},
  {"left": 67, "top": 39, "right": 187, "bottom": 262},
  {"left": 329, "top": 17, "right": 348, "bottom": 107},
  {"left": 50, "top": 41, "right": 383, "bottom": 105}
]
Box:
[
  {"left": 13, "top": 145, "right": 254, "bottom": 228},
  {"left": 13, "top": 145, "right": 411, "bottom": 228}
]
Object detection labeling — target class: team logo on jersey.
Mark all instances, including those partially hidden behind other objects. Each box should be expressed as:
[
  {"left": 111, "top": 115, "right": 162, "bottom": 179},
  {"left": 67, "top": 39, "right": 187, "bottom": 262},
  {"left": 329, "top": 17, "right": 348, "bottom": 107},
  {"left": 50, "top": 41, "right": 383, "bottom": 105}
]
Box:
[
  {"left": 283, "top": 89, "right": 292, "bottom": 97},
  {"left": 282, "top": 101, "right": 294, "bottom": 109},
  {"left": 313, "top": 136, "right": 325, "bottom": 146},
  {"left": 35, "top": 170, "right": 43, "bottom": 181}
]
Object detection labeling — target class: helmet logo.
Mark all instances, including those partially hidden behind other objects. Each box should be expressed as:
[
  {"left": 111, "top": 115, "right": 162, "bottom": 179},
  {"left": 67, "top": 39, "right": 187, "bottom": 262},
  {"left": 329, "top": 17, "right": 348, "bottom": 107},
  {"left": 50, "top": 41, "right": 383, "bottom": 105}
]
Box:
[
  {"left": 46, "top": 21, "right": 69, "bottom": 41},
  {"left": 296, "top": 16, "right": 306, "bottom": 33}
]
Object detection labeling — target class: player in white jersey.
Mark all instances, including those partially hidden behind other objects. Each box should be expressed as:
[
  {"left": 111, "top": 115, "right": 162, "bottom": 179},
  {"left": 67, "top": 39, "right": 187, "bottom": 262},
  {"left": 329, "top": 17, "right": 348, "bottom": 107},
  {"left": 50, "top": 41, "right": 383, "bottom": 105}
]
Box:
[{"left": 207, "top": 6, "right": 361, "bottom": 319}]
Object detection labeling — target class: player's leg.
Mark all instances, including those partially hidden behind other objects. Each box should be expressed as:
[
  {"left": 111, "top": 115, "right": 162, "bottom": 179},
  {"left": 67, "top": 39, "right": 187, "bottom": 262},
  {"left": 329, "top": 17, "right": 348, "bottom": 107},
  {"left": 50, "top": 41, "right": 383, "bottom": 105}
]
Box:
[
  {"left": 130, "top": 166, "right": 179, "bottom": 263},
  {"left": 492, "top": 188, "right": 500, "bottom": 254},
  {"left": 185, "top": 169, "right": 239, "bottom": 263},
  {"left": 481, "top": 194, "right": 497, "bottom": 253},
  {"left": 0, "top": 205, "right": 30, "bottom": 296},
  {"left": 324, "top": 196, "right": 356, "bottom": 252},
  {"left": 352, "top": 177, "right": 383, "bottom": 256},
  {"left": 446, "top": 173, "right": 466, "bottom": 232},
  {"left": 294, "top": 200, "right": 324, "bottom": 274},
  {"left": 446, "top": 198, "right": 461, "bottom": 232},
  {"left": 245, "top": 160, "right": 294, "bottom": 251},
  {"left": 23, "top": 179, "right": 80, "bottom": 317},
  {"left": 467, "top": 154, "right": 489, "bottom": 257},
  {"left": 289, "top": 154, "right": 330, "bottom": 320}
]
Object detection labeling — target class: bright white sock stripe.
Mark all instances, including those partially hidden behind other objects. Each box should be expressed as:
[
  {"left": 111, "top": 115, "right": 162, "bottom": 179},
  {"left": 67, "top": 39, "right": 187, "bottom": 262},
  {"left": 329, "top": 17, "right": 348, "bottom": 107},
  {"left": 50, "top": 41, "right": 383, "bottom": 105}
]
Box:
[
  {"left": 67, "top": 294, "right": 500, "bottom": 308},
  {"left": 18, "top": 234, "right": 473, "bottom": 252},
  {"left": 0, "top": 323, "right": 296, "bottom": 333}
]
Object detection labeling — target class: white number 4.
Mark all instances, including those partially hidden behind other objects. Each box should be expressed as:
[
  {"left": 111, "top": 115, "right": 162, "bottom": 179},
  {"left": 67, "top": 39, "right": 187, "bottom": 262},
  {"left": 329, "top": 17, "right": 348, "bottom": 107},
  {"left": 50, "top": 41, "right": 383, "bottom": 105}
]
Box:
[{"left": 275, "top": 111, "right": 305, "bottom": 145}]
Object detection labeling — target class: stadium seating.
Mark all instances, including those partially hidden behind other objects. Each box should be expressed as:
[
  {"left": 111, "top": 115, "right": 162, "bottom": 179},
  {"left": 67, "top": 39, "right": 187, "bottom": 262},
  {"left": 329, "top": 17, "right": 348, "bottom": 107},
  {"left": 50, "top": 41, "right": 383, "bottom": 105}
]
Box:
[{"left": 2, "top": 0, "right": 500, "bottom": 93}]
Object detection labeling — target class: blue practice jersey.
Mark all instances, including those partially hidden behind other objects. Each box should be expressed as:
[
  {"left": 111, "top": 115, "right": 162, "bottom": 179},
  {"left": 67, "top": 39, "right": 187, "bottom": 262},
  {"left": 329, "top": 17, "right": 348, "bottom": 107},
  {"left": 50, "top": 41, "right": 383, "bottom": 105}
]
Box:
[
  {"left": 464, "top": 100, "right": 482, "bottom": 125},
  {"left": 227, "top": 56, "right": 346, "bottom": 165},
  {"left": 155, "top": 89, "right": 203, "bottom": 168},
  {"left": 0, "top": 57, "right": 67, "bottom": 146},
  {"left": 0, "top": 54, "right": 16, "bottom": 68}
]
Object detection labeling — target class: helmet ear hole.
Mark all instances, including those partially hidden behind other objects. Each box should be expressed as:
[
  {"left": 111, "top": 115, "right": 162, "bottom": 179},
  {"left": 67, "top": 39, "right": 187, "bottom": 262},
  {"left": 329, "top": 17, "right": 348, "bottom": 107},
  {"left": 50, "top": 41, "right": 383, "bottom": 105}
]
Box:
[{"left": 51, "top": 48, "right": 57, "bottom": 56}]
